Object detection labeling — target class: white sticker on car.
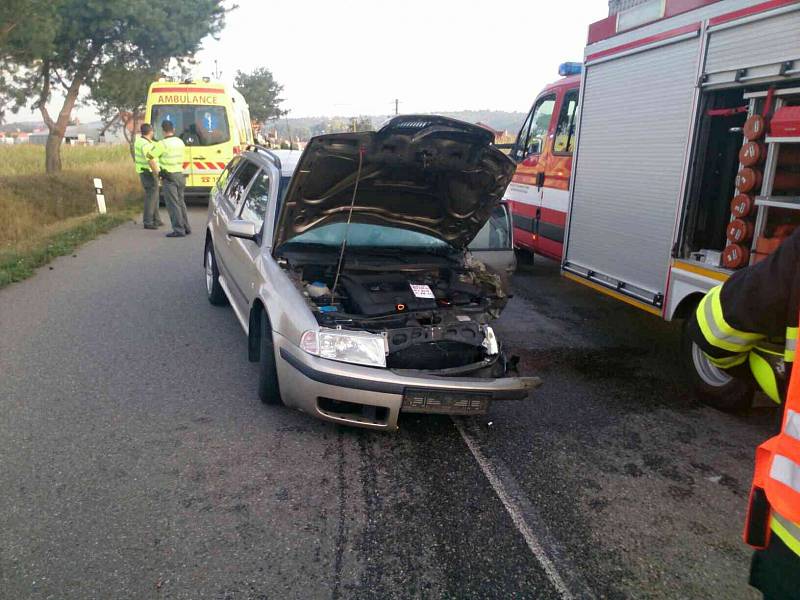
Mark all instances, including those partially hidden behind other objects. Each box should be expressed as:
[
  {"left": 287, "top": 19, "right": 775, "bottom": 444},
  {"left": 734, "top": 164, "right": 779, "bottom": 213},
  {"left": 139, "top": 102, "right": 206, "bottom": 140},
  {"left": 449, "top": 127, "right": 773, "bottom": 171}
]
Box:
[{"left": 410, "top": 284, "right": 435, "bottom": 299}]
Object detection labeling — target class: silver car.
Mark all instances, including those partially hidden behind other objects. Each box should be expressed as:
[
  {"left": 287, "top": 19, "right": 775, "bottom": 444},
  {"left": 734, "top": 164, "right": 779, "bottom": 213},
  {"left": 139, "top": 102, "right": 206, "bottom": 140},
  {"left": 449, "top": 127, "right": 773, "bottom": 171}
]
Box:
[{"left": 204, "top": 116, "right": 539, "bottom": 430}]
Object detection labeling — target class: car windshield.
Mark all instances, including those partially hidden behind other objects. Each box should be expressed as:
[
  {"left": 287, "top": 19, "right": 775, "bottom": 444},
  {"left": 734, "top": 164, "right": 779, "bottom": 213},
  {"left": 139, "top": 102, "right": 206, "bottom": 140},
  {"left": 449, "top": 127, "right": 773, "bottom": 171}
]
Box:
[
  {"left": 280, "top": 223, "right": 451, "bottom": 252},
  {"left": 151, "top": 105, "right": 230, "bottom": 147}
]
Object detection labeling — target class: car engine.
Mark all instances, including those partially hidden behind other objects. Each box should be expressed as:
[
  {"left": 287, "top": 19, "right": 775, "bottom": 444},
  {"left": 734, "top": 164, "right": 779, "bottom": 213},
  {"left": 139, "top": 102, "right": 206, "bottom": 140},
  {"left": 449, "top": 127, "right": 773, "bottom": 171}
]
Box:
[{"left": 285, "top": 257, "right": 512, "bottom": 376}]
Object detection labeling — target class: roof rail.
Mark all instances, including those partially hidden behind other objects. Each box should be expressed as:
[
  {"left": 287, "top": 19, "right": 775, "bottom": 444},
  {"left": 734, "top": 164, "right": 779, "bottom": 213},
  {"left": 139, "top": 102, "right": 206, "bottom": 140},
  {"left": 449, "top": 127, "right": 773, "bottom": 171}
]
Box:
[{"left": 244, "top": 144, "right": 282, "bottom": 170}]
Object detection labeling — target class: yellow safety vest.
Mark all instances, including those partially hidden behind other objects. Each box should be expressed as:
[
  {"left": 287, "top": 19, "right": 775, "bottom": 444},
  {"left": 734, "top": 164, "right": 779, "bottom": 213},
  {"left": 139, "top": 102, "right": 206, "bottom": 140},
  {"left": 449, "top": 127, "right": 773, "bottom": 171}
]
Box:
[
  {"left": 148, "top": 136, "right": 185, "bottom": 173},
  {"left": 133, "top": 136, "right": 154, "bottom": 173}
]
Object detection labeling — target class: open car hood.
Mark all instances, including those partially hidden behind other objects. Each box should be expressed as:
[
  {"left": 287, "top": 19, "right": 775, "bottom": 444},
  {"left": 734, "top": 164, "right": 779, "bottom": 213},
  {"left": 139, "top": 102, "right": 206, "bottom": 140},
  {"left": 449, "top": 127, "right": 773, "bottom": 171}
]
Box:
[{"left": 273, "top": 115, "right": 516, "bottom": 250}]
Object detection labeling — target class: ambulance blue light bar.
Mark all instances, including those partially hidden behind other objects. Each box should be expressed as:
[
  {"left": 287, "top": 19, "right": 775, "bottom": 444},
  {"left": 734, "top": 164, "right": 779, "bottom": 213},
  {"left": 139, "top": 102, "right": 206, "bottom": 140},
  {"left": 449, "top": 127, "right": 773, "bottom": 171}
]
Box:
[{"left": 558, "top": 62, "right": 583, "bottom": 77}]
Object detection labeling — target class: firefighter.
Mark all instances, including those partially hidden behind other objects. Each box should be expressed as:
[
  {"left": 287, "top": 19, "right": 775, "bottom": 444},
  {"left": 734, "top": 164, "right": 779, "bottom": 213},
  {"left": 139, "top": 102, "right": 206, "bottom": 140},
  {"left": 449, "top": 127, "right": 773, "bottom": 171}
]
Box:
[
  {"left": 687, "top": 228, "right": 800, "bottom": 599},
  {"left": 148, "top": 120, "right": 191, "bottom": 238},
  {"left": 133, "top": 123, "right": 163, "bottom": 230}
]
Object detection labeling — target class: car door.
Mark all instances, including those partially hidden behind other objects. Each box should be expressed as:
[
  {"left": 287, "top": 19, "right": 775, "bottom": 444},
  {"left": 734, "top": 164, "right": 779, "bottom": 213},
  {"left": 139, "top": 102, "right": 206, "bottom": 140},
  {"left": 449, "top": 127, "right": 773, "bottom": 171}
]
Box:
[
  {"left": 210, "top": 155, "right": 241, "bottom": 224},
  {"left": 538, "top": 87, "right": 578, "bottom": 260},
  {"left": 215, "top": 159, "right": 260, "bottom": 311},
  {"left": 469, "top": 203, "right": 516, "bottom": 291},
  {"left": 508, "top": 93, "right": 556, "bottom": 254},
  {"left": 226, "top": 167, "right": 274, "bottom": 309}
]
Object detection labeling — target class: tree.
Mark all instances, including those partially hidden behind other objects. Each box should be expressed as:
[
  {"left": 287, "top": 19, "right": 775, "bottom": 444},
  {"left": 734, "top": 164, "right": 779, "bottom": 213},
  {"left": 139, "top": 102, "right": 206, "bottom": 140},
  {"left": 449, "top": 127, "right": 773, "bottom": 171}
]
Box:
[
  {"left": 91, "top": 65, "right": 159, "bottom": 158},
  {"left": 0, "top": 0, "right": 228, "bottom": 172},
  {"left": 234, "top": 67, "right": 286, "bottom": 125}
]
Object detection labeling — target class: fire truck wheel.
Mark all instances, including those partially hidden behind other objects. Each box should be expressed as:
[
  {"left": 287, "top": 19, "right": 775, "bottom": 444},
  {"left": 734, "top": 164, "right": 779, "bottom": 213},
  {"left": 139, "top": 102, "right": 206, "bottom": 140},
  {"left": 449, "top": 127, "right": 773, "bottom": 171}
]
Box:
[
  {"left": 682, "top": 321, "right": 754, "bottom": 412},
  {"left": 514, "top": 248, "right": 534, "bottom": 268}
]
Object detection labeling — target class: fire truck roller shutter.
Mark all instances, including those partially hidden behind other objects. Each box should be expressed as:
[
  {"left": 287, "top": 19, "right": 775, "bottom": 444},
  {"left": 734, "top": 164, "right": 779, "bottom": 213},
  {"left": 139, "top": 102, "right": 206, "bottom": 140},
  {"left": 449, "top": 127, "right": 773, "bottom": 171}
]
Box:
[
  {"left": 702, "top": 7, "right": 800, "bottom": 88},
  {"left": 564, "top": 37, "right": 700, "bottom": 304}
]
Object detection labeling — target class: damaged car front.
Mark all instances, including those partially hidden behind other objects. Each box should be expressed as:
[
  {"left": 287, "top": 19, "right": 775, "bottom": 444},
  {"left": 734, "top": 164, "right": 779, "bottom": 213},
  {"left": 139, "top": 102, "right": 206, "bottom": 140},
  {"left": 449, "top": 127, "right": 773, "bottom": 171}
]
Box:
[{"left": 254, "top": 116, "right": 539, "bottom": 429}]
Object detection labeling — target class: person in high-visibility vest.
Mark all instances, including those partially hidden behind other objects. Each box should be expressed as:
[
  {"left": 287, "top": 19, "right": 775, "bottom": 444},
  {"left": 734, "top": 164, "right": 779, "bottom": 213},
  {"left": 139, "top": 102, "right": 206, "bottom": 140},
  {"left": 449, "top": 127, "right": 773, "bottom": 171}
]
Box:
[
  {"left": 133, "top": 123, "right": 163, "bottom": 230},
  {"left": 687, "top": 228, "right": 800, "bottom": 598},
  {"left": 148, "top": 120, "right": 191, "bottom": 238},
  {"left": 687, "top": 228, "right": 799, "bottom": 403}
]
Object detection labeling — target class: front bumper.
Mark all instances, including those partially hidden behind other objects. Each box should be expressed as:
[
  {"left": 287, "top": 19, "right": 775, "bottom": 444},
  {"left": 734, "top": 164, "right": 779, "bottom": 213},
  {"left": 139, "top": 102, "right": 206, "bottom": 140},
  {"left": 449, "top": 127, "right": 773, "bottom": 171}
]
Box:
[{"left": 273, "top": 333, "right": 540, "bottom": 430}]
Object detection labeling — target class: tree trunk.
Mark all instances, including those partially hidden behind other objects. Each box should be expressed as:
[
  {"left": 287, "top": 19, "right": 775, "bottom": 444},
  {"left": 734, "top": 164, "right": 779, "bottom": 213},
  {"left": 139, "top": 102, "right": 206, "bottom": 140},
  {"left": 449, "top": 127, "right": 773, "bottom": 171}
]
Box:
[
  {"left": 42, "top": 73, "right": 85, "bottom": 173},
  {"left": 45, "top": 130, "right": 63, "bottom": 172},
  {"left": 129, "top": 114, "right": 139, "bottom": 160}
]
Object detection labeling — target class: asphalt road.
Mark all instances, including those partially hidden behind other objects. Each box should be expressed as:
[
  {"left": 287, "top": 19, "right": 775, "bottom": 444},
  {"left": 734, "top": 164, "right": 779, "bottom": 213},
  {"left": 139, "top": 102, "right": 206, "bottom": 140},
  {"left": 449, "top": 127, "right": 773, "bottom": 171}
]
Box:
[{"left": 0, "top": 208, "right": 776, "bottom": 599}]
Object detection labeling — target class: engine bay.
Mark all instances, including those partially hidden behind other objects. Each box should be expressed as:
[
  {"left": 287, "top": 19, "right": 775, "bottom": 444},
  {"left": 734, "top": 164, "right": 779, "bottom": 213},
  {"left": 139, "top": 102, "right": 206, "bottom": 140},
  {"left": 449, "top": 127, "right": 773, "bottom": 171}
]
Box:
[{"left": 283, "top": 253, "right": 512, "bottom": 375}]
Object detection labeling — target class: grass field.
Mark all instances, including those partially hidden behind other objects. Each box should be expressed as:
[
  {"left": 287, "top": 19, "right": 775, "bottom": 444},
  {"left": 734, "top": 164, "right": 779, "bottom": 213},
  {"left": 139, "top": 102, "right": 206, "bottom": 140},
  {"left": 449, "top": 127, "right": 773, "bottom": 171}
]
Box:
[{"left": 0, "top": 144, "right": 140, "bottom": 287}]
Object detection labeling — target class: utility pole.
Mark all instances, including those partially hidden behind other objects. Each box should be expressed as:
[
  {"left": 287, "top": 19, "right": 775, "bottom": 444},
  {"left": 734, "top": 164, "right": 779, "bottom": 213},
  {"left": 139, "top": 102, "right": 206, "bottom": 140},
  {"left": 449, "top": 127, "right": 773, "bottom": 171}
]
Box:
[
  {"left": 394, "top": 98, "right": 399, "bottom": 115},
  {"left": 213, "top": 60, "right": 222, "bottom": 80}
]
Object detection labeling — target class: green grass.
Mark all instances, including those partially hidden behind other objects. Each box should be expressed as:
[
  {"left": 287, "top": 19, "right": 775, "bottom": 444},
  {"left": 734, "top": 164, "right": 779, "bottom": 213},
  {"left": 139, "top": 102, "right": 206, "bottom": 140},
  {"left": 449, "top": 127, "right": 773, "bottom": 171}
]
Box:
[
  {"left": 0, "top": 144, "right": 140, "bottom": 287},
  {"left": 0, "top": 144, "right": 133, "bottom": 177},
  {"left": 0, "top": 211, "right": 135, "bottom": 288}
]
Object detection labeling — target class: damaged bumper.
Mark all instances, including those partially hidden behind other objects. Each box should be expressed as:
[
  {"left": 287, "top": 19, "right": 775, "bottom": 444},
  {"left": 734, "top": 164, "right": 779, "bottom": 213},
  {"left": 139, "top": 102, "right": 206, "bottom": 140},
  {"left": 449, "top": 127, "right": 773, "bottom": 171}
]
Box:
[{"left": 274, "top": 333, "right": 540, "bottom": 430}]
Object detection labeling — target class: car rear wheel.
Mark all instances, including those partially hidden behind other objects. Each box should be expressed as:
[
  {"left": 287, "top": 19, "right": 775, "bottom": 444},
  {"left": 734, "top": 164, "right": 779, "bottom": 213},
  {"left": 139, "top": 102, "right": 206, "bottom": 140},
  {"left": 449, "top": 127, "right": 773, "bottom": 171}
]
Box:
[
  {"left": 258, "top": 313, "right": 283, "bottom": 405},
  {"left": 205, "top": 241, "right": 228, "bottom": 306},
  {"left": 682, "top": 320, "right": 754, "bottom": 412}
]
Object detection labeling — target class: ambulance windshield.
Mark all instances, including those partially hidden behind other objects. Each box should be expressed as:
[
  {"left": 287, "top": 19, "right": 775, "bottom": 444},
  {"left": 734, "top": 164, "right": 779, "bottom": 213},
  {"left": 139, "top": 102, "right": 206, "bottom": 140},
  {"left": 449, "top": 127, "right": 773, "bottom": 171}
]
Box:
[{"left": 151, "top": 105, "right": 230, "bottom": 146}]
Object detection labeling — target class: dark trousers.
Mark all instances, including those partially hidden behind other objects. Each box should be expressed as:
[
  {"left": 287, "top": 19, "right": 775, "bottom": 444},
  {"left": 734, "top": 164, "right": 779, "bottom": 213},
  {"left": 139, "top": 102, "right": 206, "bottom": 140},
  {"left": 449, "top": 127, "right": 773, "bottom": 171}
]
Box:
[
  {"left": 750, "top": 532, "right": 800, "bottom": 599},
  {"left": 139, "top": 171, "right": 162, "bottom": 227},
  {"left": 162, "top": 172, "right": 190, "bottom": 235}
]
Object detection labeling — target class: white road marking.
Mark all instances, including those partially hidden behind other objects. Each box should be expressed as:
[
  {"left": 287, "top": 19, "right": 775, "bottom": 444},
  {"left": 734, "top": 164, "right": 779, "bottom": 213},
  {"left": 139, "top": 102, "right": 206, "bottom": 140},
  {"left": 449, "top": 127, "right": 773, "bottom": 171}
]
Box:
[{"left": 453, "top": 417, "right": 583, "bottom": 600}]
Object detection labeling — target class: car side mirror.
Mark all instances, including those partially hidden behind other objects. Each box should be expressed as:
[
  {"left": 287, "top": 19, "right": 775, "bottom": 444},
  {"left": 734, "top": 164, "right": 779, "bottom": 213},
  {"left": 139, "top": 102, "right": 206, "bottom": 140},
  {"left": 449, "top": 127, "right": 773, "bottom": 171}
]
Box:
[{"left": 227, "top": 219, "right": 258, "bottom": 241}]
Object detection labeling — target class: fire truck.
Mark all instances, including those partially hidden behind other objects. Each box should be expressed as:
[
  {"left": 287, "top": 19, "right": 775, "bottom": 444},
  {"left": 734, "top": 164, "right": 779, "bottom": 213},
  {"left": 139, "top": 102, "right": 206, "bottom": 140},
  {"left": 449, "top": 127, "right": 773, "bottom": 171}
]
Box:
[{"left": 504, "top": 0, "right": 800, "bottom": 410}]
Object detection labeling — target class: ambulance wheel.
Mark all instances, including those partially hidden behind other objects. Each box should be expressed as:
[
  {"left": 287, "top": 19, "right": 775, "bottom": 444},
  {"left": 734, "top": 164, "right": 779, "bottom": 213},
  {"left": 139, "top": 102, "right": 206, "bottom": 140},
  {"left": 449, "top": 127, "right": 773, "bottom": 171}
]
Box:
[{"left": 682, "top": 323, "right": 754, "bottom": 412}]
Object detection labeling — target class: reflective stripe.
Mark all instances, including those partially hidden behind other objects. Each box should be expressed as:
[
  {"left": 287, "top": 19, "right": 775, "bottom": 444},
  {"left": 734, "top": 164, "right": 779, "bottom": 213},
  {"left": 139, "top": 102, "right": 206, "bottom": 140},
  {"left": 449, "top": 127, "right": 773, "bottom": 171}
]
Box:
[
  {"left": 771, "top": 513, "right": 800, "bottom": 557},
  {"left": 771, "top": 454, "right": 800, "bottom": 493},
  {"left": 707, "top": 352, "right": 748, "bottom": 369},
  {"left": 697, "top": 287, "right": 763, "bottom": 353},
  {"left": 786, "top": 409, "right": 800, "bottom": 442},
  {"left": 786, "top": 328, "right": 797, "bottom": 362}
]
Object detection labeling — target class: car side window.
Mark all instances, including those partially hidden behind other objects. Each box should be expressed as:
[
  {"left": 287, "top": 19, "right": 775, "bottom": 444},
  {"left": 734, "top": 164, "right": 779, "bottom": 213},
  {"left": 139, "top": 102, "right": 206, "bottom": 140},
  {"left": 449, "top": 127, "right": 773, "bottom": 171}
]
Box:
[
  {"left": 239, "top": 170, "right": 271, "bottom": 232},
  {"left": 553, "top": 90, "right": 579, "bottom": 154},
  {"left": 215, "top": 156, "right": 241, "bottom": 196},
  {"left": 522, "top": 94, "right": 555, "bottom": 156},
  {"left": 513, "top": 110, "right": 535, "bottom": 161},
  {"left": 469, "top": 205, "right": 512, "bottom": 250},
  {"left": 225, "top": 160, "right": 260, "bottom": 210}
]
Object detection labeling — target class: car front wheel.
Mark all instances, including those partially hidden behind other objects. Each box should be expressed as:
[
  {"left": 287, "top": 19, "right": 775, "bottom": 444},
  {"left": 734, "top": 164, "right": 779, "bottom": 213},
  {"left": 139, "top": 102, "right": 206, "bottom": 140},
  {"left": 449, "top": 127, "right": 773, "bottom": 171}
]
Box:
[
  {"left": 258, "top": 312, "right": 283, "bottom": 405},
  {"left": 205, "top": 241, "right": 228, "bottom": 306}
]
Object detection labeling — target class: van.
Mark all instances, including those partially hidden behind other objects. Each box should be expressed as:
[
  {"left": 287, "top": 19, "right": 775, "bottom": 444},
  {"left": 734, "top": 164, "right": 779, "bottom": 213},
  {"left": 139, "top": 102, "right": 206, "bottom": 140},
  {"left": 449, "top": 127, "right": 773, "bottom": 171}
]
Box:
[{"left": 144, "top": 78, "right": 254, "bottom": 200}]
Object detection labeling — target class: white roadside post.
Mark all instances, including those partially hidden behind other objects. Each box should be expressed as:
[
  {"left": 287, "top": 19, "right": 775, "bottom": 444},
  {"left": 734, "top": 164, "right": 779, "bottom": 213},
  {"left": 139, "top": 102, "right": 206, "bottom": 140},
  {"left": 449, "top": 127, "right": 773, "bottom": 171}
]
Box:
[{"left": 93, "top": 178, "right": 107, "bottom": 214}]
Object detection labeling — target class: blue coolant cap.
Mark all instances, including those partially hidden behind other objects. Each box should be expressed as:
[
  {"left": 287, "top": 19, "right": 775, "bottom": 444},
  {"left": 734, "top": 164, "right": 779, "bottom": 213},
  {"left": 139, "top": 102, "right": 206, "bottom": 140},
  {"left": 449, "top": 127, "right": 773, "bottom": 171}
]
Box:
[
  {"left": 558, "top": 62, "right": 583, "bottom": 77},
  {"left": 319, "top": 305, "right": 338, "bottom": 313}
]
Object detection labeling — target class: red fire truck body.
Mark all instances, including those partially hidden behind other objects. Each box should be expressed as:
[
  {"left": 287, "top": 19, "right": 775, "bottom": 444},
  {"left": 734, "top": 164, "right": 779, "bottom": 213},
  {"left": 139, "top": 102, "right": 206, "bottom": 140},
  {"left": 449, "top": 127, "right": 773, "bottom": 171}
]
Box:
[{"left": 504, "top": 0, "right": 800, "bottom": 408}]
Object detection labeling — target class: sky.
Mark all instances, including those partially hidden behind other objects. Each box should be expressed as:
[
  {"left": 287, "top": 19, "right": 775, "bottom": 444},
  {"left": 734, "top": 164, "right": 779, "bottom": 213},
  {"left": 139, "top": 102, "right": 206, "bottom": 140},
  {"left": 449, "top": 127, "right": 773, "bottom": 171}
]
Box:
[{"left": 7, "top": 0, "right": 608, "bottom": 123}]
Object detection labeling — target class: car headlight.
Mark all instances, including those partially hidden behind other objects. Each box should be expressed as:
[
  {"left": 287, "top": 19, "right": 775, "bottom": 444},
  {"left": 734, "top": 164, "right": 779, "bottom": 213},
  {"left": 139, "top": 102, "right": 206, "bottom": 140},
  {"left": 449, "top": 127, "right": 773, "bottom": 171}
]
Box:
[{"left": 300, "top": 328, "right": 387, "bottom": 368}]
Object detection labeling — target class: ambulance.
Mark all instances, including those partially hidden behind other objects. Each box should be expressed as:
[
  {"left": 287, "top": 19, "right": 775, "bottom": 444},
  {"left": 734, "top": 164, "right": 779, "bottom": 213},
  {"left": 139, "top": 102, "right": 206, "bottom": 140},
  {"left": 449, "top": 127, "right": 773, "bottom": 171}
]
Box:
[
  {"left": 145, "top": 78, "right": 254, "bottom": 200},
  {"left": 505, "top": 0, "right": 800, "bottom": 410}
]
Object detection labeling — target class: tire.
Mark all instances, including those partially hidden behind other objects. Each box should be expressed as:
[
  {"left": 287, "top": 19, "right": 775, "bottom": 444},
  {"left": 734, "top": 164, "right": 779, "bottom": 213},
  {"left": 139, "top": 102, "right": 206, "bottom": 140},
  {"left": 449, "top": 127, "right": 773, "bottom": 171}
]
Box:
[
  {"left": 205, "top": 241, "right": 228, "bottom": 306},
  {"left": 515, "top": 247, "right": 534, "bottom": 268},
  {"left": 682, "top": 320, "right": 754, "bottom": 412},
  {"left": 258, "top": 312, "right": 283, "bottom": 405}
]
